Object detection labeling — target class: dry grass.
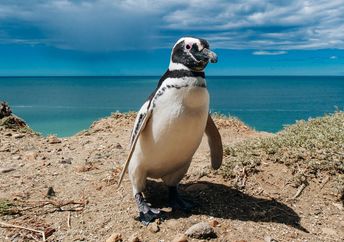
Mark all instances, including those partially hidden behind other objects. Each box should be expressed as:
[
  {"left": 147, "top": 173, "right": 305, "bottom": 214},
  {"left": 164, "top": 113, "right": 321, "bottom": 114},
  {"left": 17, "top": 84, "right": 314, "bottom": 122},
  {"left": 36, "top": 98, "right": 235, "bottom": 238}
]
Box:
[{"left": 221, "top": 111, "right": 344, "bottom": 196}]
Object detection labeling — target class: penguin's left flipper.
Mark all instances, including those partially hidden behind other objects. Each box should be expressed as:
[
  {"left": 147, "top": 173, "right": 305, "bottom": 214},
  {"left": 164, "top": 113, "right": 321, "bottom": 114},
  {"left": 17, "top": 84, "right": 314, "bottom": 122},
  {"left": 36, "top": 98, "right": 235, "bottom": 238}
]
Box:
[
  {"left": 205, "top": 114, "right": 223, "bottom": 170},
  {"left": 117, "top": 101, "right": 153, "bottom": 187}
]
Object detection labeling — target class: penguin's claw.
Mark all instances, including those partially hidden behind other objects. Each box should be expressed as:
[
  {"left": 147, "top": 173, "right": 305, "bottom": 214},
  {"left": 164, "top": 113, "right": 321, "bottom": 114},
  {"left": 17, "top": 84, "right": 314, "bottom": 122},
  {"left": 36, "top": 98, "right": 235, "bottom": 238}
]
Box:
[
  {"left": 135, "top": 192, "right": 160, "bottom": 225},
  {"left": 139, "top": 210, "right": 161, "bottom": 225}
]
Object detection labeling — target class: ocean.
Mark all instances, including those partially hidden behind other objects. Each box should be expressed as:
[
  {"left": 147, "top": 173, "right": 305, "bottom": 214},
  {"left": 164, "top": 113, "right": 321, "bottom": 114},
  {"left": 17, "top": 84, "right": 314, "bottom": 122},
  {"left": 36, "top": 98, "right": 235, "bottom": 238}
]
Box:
[{"left": 1, "top": 76, "right": 343, "bottom": 137}]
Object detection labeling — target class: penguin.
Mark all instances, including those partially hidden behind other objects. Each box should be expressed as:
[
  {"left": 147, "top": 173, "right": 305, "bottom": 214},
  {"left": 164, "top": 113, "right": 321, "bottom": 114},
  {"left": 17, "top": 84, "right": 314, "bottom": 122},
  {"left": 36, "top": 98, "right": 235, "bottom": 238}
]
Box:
[{"left": 118, "top": 37, "right": 223, "bottom": 224}]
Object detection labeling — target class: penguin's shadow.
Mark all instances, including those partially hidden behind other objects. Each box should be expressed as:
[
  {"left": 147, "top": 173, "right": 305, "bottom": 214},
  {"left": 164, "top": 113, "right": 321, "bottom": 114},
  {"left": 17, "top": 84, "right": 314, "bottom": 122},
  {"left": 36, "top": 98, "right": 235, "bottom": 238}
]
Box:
[{"left": 145, "top": 180, "right": 308, "bottom": 232}]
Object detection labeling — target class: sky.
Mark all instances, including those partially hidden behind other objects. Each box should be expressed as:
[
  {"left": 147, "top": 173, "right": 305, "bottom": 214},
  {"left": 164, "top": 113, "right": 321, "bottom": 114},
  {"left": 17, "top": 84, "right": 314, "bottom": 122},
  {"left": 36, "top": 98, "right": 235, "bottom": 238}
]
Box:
[{"left": 0, "top": 0, "right": 344, "bottom": 76}]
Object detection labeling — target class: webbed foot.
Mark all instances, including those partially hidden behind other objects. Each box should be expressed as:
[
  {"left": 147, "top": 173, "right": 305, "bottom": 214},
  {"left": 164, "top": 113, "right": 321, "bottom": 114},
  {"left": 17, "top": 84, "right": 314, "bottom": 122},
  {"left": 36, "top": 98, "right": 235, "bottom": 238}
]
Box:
[
  {"left": 168, "top": 186, "right": 195, "bottom": 212},
  {"left": 135, "top": 193, "right": 160, "bottom": 225}
]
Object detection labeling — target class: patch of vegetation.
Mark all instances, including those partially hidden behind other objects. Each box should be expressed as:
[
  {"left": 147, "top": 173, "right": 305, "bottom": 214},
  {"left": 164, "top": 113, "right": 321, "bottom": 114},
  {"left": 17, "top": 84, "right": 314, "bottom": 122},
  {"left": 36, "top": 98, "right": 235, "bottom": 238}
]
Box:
[
  {"left": 0, "top": 199, "right": 18, "bottom": 216},
  {"left": 0, "top": 115, "right": 33, "bottom": 133},
  {"left": 221, "top": 111, "right": 344, "bottom": 196}
]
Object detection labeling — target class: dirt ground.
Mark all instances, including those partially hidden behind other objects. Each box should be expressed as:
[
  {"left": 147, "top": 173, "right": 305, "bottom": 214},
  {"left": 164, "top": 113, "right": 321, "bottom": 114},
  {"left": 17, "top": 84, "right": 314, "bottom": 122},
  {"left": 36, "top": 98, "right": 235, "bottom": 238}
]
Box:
[{"left": 0, "top": 113, "right": 343, "bottom": 242}]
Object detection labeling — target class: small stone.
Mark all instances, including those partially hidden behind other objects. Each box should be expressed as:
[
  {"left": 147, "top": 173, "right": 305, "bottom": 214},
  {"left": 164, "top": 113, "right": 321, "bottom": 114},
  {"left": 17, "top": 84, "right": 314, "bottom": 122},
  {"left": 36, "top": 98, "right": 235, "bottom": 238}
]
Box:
[
  {"left": 332, "top": 202, "right": 343, "bottom": 210},
  {"left": 148, "top": 223, "right": 160, "bottom": 233},
  {"left": 0, "top": 167, "right": 16, "bottom": 173},
  {"left": 60, "top": 158, "right": 73, "bottom": 164},
  {"left": 264, "top": 235, "right": 278, "bottom": 242},
  {"left": 106, "top": 233, "right": 123, "bottom": 242},
  {"left": 116, "top": 143, "right": 122, "bottom": 149},
  {"left": 47, "top": 135, "right": 61, "bottom": 144},
  {"left": 209, "top": 219, "right": 219, "bottom": 227},
  {"left": 4, "top": 132, "right": 12, "bottom": 137},
  {"left": 23, "top": 151, "right": 38, "bottom": 161},
  {"left": 12, "top": 155, "right": 21, "bottom": 160},
  {"left": 47, "top": 187, "right": 56, "bottom": 197},
  {"left": 13, "top": 133, "right": 25, "bottom": 139},
  {"left": 172, "top": 234, "right": 188, "bottom": 242},
  {"left": 128, "top": 235, "right": 141, "bottom": 242},
  {"left": 185, "top": 222, "right": 216, "bottom": 239}
]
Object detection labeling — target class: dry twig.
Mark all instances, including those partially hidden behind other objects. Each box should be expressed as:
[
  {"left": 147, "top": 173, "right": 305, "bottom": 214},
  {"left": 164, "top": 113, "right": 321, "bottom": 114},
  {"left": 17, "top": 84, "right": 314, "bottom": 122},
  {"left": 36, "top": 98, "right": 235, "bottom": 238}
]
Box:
[
  {"left": 67, "top": 211, "right": 71, "bottom": 228},
  {"left": 291, "top": 183, "right": 307, "bottom": 200},
  {"left": 0, "top": 221, "right": 46, "bottom": 241}
]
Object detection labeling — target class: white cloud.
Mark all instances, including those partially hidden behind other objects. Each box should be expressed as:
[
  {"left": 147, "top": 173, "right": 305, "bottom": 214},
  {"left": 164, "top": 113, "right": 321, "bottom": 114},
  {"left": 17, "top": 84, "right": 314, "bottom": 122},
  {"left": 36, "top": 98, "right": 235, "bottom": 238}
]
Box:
[
  {"left": 0, "top": 0, "right": 344, "bottom": 51},
  {"left": 253, "top": 50, "right": 287, "bottom": 55},
  {"left": 330, "top": 56, "right": 338, "bottom": 59}
]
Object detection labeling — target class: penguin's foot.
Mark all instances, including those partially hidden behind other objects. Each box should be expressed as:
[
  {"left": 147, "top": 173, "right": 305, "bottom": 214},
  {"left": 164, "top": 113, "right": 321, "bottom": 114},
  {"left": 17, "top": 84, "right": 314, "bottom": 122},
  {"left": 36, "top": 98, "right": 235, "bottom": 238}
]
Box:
[
  {"left": 135, "top": 193, "right": 160, "bottom": 225},
  {"left": 168, "top": 186, "right": 195, "bottom": 213}
]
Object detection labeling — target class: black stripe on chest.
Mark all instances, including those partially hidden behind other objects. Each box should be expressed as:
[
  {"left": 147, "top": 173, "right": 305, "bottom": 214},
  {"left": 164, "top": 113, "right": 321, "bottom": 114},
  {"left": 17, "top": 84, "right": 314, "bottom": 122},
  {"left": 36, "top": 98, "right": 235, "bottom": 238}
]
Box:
[{"left": 147, "top": 69, "right": 205, "bottom": 107}]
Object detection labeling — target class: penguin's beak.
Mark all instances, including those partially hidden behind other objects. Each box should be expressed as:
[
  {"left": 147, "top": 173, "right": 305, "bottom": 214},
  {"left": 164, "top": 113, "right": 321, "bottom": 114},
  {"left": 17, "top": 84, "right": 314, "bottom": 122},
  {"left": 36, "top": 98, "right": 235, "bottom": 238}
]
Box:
[{"left": 201, "top": 48, "right": 218, "bottom": 63}]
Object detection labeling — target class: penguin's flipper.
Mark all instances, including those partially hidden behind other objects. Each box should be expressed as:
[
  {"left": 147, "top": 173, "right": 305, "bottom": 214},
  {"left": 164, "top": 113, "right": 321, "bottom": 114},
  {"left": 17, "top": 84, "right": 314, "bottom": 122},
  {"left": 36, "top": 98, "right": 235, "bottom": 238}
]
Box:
[
  {"left": 205, "top": 114, "right": 223, "bottom": 170},
  {"left": 117, "top": 101, "right": 153, "bottom": 187}
]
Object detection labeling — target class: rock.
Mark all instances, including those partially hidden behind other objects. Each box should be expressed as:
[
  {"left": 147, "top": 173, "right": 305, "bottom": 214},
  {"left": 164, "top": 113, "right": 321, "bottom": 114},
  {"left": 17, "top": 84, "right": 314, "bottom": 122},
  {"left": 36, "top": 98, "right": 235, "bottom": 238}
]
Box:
[
  {"left": 60, "top": 157, "right": 73, "bottom": 164},
  {"left": 185, "top": 183, "right": 208, "bottom": 192},
  {"left": 209, "top": 219, "right": 219, "bottom": 227},
  {"left": 4, "top": 132, "right": 12, "bottom": 136},
  {"left": 116, "top": 143, "right": 123, "bottom": 149},
  {"left": 47, "top": 135, "right": 61, "bottom": 144},
  {"left": 148, "top": 222, "right": 160, "bottom": 233},
  {"left": 0, "top": 167, "right": 16, "bottom": 173},
  {"left": 106, "top": 233, "right": 123, "bottom": 242},
  {"left": 264, "top": 236, "right": 278, "bottom": 242},
  {"left": 23, "top": 151, "right": 38, "bottom": 161},
  {"left": 47, "top": 187, "right": 56, "bottom": 197},
  {"left": 12, "top": 155, "right": 21, "bottom": 160},
  {"left": 128, "top": 235, "right": 141, "bottom": 242},
  {"left": 172, "top": 234, "right": 188, "bottom": 242},
  {"left": 332, "top": 202, "right": 343, "bottom": 210},
  {"left": 185, "top": 222, "right": 216, "bottom": 239},
  {"left": 13, "top": 133, "right": 25, "bottom": 139}
]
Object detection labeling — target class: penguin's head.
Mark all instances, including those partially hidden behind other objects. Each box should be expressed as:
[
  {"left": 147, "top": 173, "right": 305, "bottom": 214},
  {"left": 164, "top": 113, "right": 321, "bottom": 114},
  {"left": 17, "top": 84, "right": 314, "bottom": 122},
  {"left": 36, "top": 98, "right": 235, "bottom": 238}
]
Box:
[{"left": 169, "top": 37, "right": 218, "bottom": 72}]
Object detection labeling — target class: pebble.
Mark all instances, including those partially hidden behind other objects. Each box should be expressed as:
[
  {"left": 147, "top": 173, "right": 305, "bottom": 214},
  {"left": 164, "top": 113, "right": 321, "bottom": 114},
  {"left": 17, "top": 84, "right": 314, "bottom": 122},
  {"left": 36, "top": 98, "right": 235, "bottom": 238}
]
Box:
[
  {"left": 264, "top": 236, "right": 278, "bottom": 242},
  {"left": 128, "top": 235, "right": 142, "bottom": 242},
  {"left": 116, "top": 143, "right": 123, "bottom": 149},
  {"left": 60, "top": 157, "right": 73, "bottom": 164},
  {"left": 47, "top": 187, "right": 56, "bottom": 197},
  {"left": 106, "top": 233, "right": 123, "bottom": 242},
  {"left": 47, "top": 135, "right": 62, "bottom": 144},
  {"left": 13, "top": 133, "right": 25, "bottom": 139},
  {"left": 148, "top": 223, "right": 160, "bottom": 233},
  {"left": 185, "top": 222, "right": 216, "bottom": 239},
  {"left": 172, "top": 234, "right": 188, "bottom": 242},
  {"left": 209, "top": 219, "right": 219, "bottom": 227},
  {"left": 0, "top": 167, "right": 16, "bottom": 173},
  {"left": 23, "top": 151, "right": 38, "bottom": 161}
]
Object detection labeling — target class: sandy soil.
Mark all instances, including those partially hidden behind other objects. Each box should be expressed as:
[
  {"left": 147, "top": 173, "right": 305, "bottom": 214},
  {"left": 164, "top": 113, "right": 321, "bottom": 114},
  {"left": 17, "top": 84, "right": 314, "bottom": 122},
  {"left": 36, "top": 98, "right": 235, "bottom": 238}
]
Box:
[{"left": 0, "top": 113, "right": 343, "bottom": 242}]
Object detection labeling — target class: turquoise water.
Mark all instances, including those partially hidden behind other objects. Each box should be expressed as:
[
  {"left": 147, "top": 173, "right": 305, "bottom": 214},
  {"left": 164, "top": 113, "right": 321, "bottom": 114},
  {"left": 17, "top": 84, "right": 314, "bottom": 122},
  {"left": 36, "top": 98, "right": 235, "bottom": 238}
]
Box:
[{"left": 1, "top": 76, "right": 344, "bottom": 137}]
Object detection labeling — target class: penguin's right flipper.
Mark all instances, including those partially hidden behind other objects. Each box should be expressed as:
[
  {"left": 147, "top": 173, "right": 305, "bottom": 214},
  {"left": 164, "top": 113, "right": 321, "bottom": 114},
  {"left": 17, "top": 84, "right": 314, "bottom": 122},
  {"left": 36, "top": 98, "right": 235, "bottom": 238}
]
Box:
[
  {"left": 205, "top": 114, "right": 223, "bottom": 170},
  {"left": 117, "top": 101, "right": 153, "bottom": 187}
]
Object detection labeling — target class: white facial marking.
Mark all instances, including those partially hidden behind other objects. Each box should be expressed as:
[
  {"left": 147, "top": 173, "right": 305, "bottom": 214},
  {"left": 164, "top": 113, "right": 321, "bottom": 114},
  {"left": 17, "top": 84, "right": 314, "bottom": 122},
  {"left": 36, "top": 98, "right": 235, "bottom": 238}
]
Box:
[
  {"left": 169, "top": 37, "right": 203, "bottom": 71},
  {"left": 169, "top": 62, "right": 189, "bottom": 71}
]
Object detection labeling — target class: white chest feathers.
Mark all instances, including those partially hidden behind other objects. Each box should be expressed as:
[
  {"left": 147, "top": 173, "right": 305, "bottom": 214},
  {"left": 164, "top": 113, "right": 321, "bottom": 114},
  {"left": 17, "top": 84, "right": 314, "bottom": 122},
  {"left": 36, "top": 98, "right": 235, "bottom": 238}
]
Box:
[{"left": 132, "top": 76, "right": 209, "bottom": 179}]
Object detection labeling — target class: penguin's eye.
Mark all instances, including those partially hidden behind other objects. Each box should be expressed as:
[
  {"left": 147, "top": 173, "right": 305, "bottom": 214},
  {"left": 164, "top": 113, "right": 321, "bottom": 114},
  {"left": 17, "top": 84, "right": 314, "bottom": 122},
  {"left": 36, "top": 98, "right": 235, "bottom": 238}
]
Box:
[{"left": 186, "top": 44, "right": 191, "bottom": 50}]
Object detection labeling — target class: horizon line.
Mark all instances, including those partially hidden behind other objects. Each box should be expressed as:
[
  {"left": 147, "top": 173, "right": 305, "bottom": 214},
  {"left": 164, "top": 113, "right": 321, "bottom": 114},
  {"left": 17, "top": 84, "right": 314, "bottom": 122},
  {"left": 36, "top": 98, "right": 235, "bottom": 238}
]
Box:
[{"left": 1, "top": 75, "right": 344, "bottom": 78}]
